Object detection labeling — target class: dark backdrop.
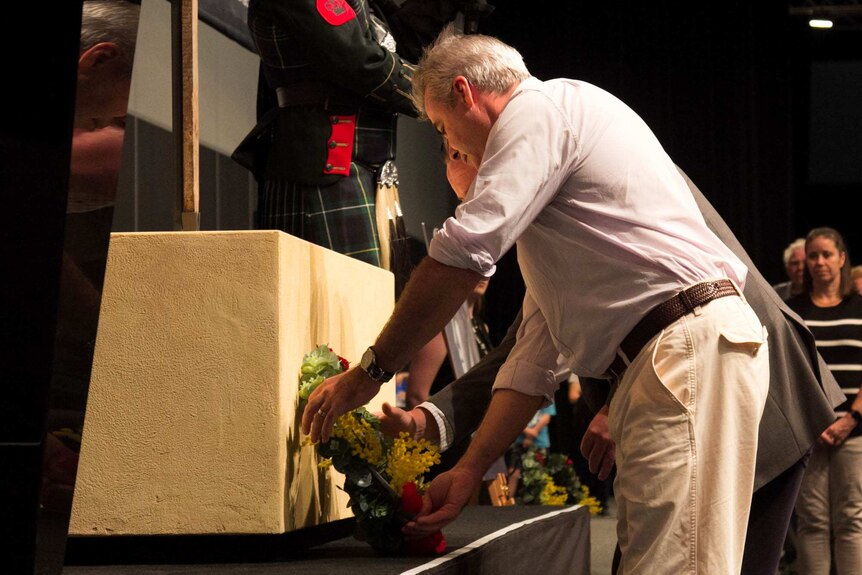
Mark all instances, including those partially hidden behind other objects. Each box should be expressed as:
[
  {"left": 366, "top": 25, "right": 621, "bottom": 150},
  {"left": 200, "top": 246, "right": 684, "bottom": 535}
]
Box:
[{"left": 1, "top": 3, "right": 82, "bottom": 573}]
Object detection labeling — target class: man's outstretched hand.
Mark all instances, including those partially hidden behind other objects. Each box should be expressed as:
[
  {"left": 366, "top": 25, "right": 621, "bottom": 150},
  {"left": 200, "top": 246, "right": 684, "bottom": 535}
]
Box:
[
  {"left": 301, "top": 367, "right": 380, "bottom": 443},
  {"left": 378, "top": 402, "right": 417, "bottom": 438}
]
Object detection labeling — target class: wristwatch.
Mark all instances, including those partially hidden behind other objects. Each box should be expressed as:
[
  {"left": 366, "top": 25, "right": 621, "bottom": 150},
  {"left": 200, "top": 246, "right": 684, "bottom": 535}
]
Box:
[
  {"left": 360, "top": 346, "right": 395, "bottom": 384},
  {"left": 851, "top": 410, "right": 862, "bottom": 426}
]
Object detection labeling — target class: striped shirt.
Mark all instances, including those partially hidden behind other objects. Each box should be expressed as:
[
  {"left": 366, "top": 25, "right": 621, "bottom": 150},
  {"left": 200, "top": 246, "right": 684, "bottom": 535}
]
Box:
[{"left": 788, "top": 292, "right": 862, "bottom": 437}]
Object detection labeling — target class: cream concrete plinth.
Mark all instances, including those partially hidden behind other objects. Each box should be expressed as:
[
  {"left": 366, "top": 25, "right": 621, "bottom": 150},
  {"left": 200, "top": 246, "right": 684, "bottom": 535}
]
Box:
[{"left": 69, "top": 231, "right": 395, "bottom": 535}]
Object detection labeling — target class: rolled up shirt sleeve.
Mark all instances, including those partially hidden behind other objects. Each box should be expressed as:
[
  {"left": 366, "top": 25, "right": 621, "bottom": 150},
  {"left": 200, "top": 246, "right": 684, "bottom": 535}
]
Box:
[
  {"left": 492, "top": 289, "right": 561, "bottom": 404},
  {"left": 428, "top": 212, "right": 498, "bottom": 276},
  {"left": 428, "top": 80, "right": 580, "bottom": 276}
]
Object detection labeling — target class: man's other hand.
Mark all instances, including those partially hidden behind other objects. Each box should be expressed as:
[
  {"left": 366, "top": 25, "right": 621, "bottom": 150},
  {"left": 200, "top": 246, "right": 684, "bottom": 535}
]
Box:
[
  {"left": 402, "top": 465, "right": 481, "bottom": 536},
  {"left": 580, "top": 405, "right": 615, "bottom": 480}
]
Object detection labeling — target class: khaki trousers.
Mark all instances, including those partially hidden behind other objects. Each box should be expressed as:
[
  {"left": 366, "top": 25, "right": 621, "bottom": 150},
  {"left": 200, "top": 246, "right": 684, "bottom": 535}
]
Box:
[
  {"left": 795, "top": 435, "right": 862, "bottom": 575},
  {"left": 610, "top": 295, "right": 769, "bottom": 574}
]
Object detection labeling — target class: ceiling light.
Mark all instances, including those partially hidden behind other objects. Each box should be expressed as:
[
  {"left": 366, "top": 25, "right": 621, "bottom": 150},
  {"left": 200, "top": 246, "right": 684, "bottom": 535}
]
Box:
[{"left": 808, "top": 19, "right": 834, "bottom": 29}]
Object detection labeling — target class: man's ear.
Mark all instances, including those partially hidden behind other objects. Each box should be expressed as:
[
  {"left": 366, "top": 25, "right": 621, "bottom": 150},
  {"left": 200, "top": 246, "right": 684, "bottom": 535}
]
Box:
[
  {"left": 78, "top": 42, "right": 121, "bottom": 70},
  {"left": 453, "top": 76, "right": 474, "bottom": 107}
]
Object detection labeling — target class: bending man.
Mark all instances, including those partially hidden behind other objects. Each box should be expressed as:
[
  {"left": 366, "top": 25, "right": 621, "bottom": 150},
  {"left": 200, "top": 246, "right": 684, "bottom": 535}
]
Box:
[{"left": 305, "top": 29, "right": 772, "bottom": 573}]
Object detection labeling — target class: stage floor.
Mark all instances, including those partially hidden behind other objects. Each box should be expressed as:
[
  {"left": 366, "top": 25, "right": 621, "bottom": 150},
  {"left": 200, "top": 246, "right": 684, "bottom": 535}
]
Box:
[{"left": 65, "top": 505, "right": 590, "bottom": 574}]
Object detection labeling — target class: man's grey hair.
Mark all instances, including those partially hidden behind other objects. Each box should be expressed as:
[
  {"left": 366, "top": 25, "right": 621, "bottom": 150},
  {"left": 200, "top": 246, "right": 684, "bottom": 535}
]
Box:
[
  {"left": 411, "top": 24, "right": 530, "bottom": 119},
  {"left": 80, "top": 0, "right": 141, "bottom": 78},
  {"left": 782, "top": 237, "right": 805, "bottom": 265}
]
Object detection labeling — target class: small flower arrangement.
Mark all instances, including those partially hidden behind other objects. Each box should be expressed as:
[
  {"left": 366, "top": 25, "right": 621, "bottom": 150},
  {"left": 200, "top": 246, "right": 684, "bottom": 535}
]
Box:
[
  {"left": 518, "top": 447, "right": 603, "bottom": 515},
  {"left": 299, "top": 345, "right": 445, "bottom": 555}
]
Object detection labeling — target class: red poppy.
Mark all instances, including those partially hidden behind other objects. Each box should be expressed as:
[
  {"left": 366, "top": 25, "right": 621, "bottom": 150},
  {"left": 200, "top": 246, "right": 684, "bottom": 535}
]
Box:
[
  {"left": 400, "top": 482, "right": 423, "bottom": 515},
  {"left": 338, "top": 355, "right": 350, "bottom": 372},
  {"left": 399, "top": 482, "right": 446, "bottom": 555}
]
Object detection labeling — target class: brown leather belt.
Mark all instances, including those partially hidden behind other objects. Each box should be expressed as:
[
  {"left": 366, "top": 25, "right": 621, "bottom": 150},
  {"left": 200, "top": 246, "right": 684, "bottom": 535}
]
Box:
[{"left": 608, "top": 279, "right": 740, "bottom": 379}]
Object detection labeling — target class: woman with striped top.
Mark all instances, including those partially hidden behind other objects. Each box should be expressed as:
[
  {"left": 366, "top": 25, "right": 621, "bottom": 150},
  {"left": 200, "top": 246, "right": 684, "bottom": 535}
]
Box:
[{"left": 787, "top": 227, "right": 862, "bottom": 574}]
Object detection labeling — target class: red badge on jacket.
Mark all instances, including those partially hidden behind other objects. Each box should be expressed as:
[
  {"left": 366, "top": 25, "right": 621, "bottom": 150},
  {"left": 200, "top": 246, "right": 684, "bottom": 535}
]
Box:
[{"left": 317, "top": 0, "right": 356, "bottom": 26}]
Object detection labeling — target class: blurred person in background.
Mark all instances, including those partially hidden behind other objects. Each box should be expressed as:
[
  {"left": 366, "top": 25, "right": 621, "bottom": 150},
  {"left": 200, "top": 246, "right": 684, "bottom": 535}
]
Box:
[
  {"left": 774, "top": 237, "right": 806, "bottom": 301},
  {"left": 787, "top": 227, "right": 862, "bottom": 575}
]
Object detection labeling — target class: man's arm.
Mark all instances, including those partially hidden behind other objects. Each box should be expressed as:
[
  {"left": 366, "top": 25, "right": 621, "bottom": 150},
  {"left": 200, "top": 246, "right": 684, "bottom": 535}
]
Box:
[
  {"left": 419, "top": 310, "right": 520, "bottom": 442},
  {"left": 302, "top": 256, "right": 483, "bottom": 442},
  {"left": 403, "top": 389, "right": 543, "bottom": 535},
  {"left": 374, "top": 257, "right": 484, "bottom": 370},
  {"left": 403, "top": 295, "right": 561, "bottom": 534},
  {"left": 378, "top": 312, "right": 519, "bottom": 444},
  {"left": 377, "top": 149, "right": 516, "bottom": 446}
]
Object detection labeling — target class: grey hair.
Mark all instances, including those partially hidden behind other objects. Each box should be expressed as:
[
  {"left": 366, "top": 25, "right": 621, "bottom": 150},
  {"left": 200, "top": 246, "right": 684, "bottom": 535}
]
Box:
[
  {"left": 80, "top": 0, "right": 141, "bottom": 78},
  {"left": 782, "top": 237, "right": 805, "bottom": 265},
  {"left": 411, "top": 24, "right": 530, "bottom": 119}
]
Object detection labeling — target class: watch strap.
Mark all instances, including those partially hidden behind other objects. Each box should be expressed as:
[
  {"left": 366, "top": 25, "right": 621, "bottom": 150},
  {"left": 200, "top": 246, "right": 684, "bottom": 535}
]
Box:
[
  {"left": 366, "top": 363, "right": 394, "bottom": 383},
  {"left": 362, "top": 346, "right": 394, "bottom": 383}
]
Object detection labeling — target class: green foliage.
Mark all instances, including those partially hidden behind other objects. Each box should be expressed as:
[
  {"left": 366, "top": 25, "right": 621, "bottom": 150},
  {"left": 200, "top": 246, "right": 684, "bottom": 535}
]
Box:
[
  {"left": 298, "top": 345, "right": 344, "bottom": 399},
  {"left": 518, "top": 448, "right": 601, "bottom": 514},
  {"left": 299, "top": 347, "right": 441, "bottom": 555}
]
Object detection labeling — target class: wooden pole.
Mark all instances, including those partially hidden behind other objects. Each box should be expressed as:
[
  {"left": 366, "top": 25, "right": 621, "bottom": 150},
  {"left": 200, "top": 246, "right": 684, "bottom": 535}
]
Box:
[{"left": 172, "top": 0, "right": 200, "bottom": 231}]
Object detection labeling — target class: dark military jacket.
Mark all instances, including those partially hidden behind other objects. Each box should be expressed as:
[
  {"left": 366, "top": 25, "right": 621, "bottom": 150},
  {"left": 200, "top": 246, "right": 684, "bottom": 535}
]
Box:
[{"left": 236, "top": 0, "right": 460, "bottom": 185}]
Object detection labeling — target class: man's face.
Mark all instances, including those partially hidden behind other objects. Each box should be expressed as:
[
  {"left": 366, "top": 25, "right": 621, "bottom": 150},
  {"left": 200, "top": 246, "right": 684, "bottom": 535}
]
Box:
[
  {"left": 443, "top": 142, "right": 477, "bottom": 200},
  {"left": 425, "top": 79, "right": 489, "bottom": 170},
  {"left": 786, "top": 247, "right": 805, "bottom": 287}
]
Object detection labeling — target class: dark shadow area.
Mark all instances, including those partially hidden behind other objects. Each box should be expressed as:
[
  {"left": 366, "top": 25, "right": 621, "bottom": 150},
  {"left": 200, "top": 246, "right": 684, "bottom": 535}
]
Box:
[
  {"left": 64, "top": 519, "right": 356, "bottom": 566},
  {"left": 0, "top": 3, "right": 84, "bottom": 573},
  {"left": 1, "top": 2, "right": 141, "bottom": 573}
]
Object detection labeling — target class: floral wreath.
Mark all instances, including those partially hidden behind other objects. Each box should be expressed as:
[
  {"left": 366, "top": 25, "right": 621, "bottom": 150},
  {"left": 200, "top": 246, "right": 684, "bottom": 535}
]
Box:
[
  {"left": 518, "top": 447, "right": 602, "bottom": 515},
  {"left": 299, "top": 345, "right": 445, "bottom": 555}
]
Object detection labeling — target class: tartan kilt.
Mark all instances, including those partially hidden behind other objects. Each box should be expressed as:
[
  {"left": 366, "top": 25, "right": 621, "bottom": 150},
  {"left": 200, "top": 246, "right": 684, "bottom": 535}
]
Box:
[{"left": 257, "top": 162, "right": 383, "bottom": 267}]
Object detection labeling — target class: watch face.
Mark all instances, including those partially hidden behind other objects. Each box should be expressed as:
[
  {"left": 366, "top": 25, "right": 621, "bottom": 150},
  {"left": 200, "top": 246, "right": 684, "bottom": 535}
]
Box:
[{"left": 361, "top": 347, "right": 374, "bottom": 371}]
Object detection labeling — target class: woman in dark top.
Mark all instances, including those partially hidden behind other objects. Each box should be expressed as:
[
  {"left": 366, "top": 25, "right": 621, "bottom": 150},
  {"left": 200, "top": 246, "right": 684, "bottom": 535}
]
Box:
[{"left": 787, "top": 227, "right": 862, "bottom": 574}]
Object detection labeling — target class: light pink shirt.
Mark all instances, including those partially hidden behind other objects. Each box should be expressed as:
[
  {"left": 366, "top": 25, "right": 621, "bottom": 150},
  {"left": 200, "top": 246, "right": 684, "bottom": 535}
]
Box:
[{"left": 429, "top": 78, "right": 747, "bottom": 399}]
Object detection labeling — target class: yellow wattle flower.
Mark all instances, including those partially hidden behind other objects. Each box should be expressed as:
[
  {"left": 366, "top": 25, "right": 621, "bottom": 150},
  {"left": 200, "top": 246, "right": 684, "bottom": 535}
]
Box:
[
  {"left": 386, "top": 432, "right": 441, "bottom": 495},
  {"left": 331, "top": 412, "right": 384, "bottom": 467},
  {"left": 539, "top": 477, "right": 569, "bottom": 506}
]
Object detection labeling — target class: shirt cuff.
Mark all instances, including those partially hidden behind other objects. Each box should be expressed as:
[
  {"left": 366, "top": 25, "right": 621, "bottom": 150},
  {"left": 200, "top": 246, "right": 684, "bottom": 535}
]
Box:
[
  {"left": 417, "top": 401, "right": 454, "bottom": 452},
  {"left": 493, "top": 358, "right": 558, "bottom": 407}
]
